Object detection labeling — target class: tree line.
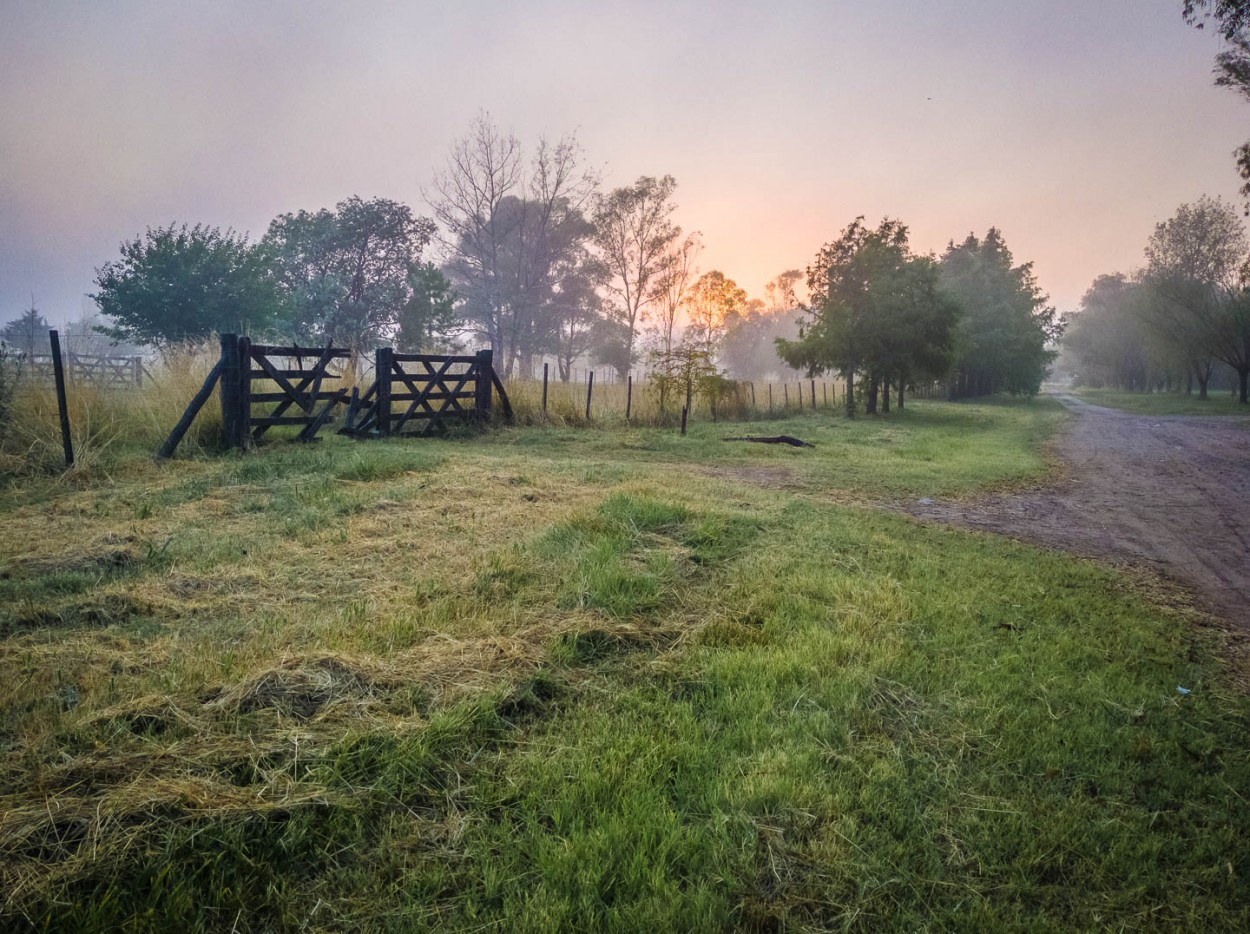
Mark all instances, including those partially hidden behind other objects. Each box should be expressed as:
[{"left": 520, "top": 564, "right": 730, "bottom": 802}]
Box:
[
  {"left": 8, "top": 113, "right": 1060, "bottom": 414},
  {"left": 1062, "top": 196, "right": 1250, "bottom": 403}
]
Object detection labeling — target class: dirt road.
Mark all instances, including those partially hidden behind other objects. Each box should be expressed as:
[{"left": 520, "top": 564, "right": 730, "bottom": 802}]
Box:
[{"left": 907, "top": 394, "right": 1250, "bottom": 627}]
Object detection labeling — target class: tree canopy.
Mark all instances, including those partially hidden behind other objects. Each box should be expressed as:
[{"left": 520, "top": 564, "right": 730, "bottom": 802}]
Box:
[
  {"left": 939, "top": 229, "right": 1058, "bottom": 398},
  {"left": 92, "top": 224, "right": 285, "bottom": 347},
  {"left": 264, "top": 196, "right": 435, "bottom": 350},
  {"left": 778, "top": 217, "right": 959, "bottom": 415}
]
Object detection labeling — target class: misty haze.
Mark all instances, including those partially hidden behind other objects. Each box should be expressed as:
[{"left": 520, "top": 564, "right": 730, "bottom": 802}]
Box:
[{"left": 1, "top": 2, "right": 1248, "bottom": 930}]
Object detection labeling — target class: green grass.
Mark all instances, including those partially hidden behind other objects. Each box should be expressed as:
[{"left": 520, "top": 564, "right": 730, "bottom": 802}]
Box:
[
  {"left": 1070, "top": 386, "right": 1250, "bottom": 417},
  {"left": 2, "top": 396, "right": 1247, "bottom": 930}
]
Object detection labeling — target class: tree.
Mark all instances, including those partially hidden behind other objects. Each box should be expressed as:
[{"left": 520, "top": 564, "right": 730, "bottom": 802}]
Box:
[
  {"left": 429, "top": 114, "right": 597, "bottom": 376},
  {"left": 1183, "top": 0, "right": 1250, "bottom": 40},
  {"left": 647, "top": 232, "right": 701, "bottom": 356},
  {"left": 592, "top": 175, "right": 683, "bottom": 377},
  {"left": 264, "top": 196, "right": 435, "bottom": 350},
  {"left": 777, "top": 217, "right": 912, "bottom": 416},
  {"left": 1064, "top": 274, "right": 1179, "bottom": 391},
  {"left": 1144, "top": 196, "right": 1250, "bottom": 401},
  {"left": 939, "top": 229, "right": 1058, "bottom": 398},
  {"left": 1183, "top": 2, "right": 1250, "bottom": 208},
  {"left": 92, "top": 224, "right": 285, "bottom": 347},
  {"left": 0, "top": 299, "right": 51, "bottom": 357},
  {"left": 866, "top": 256, "right": 960, "bottom": 410},
  {"left": 396, "top": 262, "right": 458, "bottom": 353}
]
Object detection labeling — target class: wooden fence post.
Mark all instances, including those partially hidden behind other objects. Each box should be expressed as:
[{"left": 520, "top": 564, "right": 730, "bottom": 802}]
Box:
[
  {"left": 585, "top": 370, "right": 594, "bottom": 420},
  {"left": 783, "top": 383, "right": 789, "bottom": 409},
  {"left": 48, "top": 329, "right": 74, "bottom": 468},
  {"left": 237, "top": 335, "right": 252, "bottom": 444},
  {"left": 750, "top": 381, "right": 756, "bottom": 410},
  {"left": 680, "top": 406, "right": 688, "bottom": 436},
  {"left": 768, "top": 383, "right": 773, "bottom": 412},
  {"left": 626, "top": 374, "right": 633, "bottom": 422},
  {"left": 476, "top": 348, "right": 494, "bottom": 421},
  {"left": 156, "top": 359, "right": 223, "bottom": 460},
  {"left": 375, "top": 346, "right": 393, "bottom": 436},
  {"left": 810, "top": 379, "right": 816, "bottom": 409},
  {"left": 219, "top": 333, "right": 241, "bottom": 449},
  {"left": 542, "top": 362, "right": 549, "bottom": 417}
]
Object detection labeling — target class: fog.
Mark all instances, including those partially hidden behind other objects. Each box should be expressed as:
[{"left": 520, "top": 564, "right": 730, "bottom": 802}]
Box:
[{"left": 1, "top": 0, "right": 1245, "bottom": 325}]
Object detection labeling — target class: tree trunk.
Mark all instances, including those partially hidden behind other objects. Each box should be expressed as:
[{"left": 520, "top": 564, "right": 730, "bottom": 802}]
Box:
[
  {"left": 1239, "top": 366, "right": 1249, "bottom": 404},
  {"left": 845, "top": 366, "right": 856, "bottom": 419},
  {"left": 866, "top": 374, "right": 879, "bottom": 415},
  {"left": 897, "top": 377, "right": 905, "bottom": 410},
  {"left": 882, "top": 373, "right": 891, "bottom": 414}
]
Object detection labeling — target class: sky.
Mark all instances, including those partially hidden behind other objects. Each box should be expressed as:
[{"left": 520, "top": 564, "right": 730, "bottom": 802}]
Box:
[{"left": 1, "top": 0, "right": 1247, "bottom": 328}]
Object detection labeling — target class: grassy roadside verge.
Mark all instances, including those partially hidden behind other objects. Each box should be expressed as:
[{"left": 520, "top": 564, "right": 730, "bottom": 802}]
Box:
[
  {"left": 1068, "top": 386, "right": 1249, "bottom": 417},
  {"left": 2, "top": 397, "right": 1247, "bottom": 929}
]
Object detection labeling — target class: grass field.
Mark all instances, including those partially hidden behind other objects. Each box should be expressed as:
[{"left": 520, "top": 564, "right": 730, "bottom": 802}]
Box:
[
  {"left": 1069, "top": 386, "right": 1250, "bottom": 417},
  {"left": 2, "top": 396, "right": 1248, "bottom": 930}
]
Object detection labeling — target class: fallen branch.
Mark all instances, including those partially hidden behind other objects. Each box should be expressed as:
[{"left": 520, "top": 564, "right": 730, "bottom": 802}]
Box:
[{"left": 722, "top": 435, "right": 815, "bottom": 448}]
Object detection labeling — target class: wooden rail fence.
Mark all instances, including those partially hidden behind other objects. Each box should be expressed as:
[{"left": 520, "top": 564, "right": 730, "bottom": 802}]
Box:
[{"left": 20, "top": 352, "right": 150, "bottom": 388}]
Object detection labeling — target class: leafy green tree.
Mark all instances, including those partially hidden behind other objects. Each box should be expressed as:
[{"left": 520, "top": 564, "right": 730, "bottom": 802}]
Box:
[
  {"left": 1144, "top": 196, "right": 1250, "bottom": 401},
  {"left": 1183, "top": 0, "right": 1250, "bottom": 40},
  {"left": 396, "top": 262, "right": 458, "bottom": 352},
  {"left": 92, "top": 224, "right": 285, "bottom": 347},
  {"left": 1, "top": 301, "right": 51, "bottom": 357},
  {"left": 1182, "top": 3, "right": 1250, "bottom": 208},
  {"left": 778, "top": 217, "right": 920, "bottom": 416},
  {"left": 264, "top": 196, "right": 436, "bottom": 350},
  {"left": 1064, "top": 275, "right": 1177, "bottom": 391},
  {"left": 867, "top": 256, "right": 961, "bottom": 410},
  {"left": 939, "top": 229, "right": 1058, "bottom": 398}
]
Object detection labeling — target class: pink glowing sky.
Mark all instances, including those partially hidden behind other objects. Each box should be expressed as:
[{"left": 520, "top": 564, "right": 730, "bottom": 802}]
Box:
[{"left": 1, "top": 0, "right": 1246, "bottom": 326}]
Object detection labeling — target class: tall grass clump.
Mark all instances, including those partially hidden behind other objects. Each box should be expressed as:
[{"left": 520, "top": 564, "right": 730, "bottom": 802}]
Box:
[{"left": 0, "top": 340, "right": 222, "bottom": 477}]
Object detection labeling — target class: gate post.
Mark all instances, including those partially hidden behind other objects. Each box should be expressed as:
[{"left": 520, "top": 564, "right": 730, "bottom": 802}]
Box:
[
  {"left": 375, "top": 347, "right": 393, "bottom": 436},
  {"left": 220, "top": 333, "right": 241, "bottom": 449},
  {"left": 238, "top": 335, "right": 252, "bottom": 444},
  {"left": 475, "top": 349, "right": 494, "bottom": 421}
]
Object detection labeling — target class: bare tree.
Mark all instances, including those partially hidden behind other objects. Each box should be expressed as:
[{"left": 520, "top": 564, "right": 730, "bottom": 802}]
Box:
[
  {"left": 427, "top": 113, "right": 597, "bottom": 376},
  {"left": 592, "top": 175, "right": 682, "bottom": 377},
  {"left": 648, "top": 232, "right": 701, "bottom": 356}
]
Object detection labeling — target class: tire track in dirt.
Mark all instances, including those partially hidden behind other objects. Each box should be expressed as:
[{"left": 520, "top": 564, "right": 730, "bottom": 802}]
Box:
[{"left": 904, "top": 394, "right": 1250, "bottom": 627}]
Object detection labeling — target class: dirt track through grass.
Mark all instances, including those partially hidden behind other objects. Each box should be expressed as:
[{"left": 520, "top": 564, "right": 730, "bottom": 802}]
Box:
[{"left": 908, "top": 393, "right": 1250, "bottom": 628}]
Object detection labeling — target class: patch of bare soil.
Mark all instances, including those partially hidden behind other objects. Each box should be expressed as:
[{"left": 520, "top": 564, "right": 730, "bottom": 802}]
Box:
[{"left": 904, "top": 394, "right": 1250, "bottom": 628}]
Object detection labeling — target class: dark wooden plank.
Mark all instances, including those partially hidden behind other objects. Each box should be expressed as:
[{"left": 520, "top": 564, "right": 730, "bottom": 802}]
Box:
[
  {"left": 219, "top": 334, "right": 241, "bottom": 449},
  {"left": 248, "top": 391, "right": 350, "bottom": 404},
  {"left": 388, "top": 391, "right": 476, "bottom": 403},
  {"left": 157, "top": 359, "right": 223, "bottom": 460},
  {"left": 49, "top": 330, "right": 74, "bottom": 467},
  {"left": 391, "top": 353, "right": 479, "bottom": 364},
  {"left": 249, "top": 368, "right": 341, "bottom": 379},
  {"left": 248, "top": 343, "right": 351, "bottom": 358},
  {"left": 250, "top": 416, "right": 321, "bottom": 427}
]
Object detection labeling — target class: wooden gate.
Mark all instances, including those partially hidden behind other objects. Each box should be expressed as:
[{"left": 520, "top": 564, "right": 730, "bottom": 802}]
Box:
[
  {"left": 219, "top": 335, "right": 353, "bottom": 447},
  {"left": 23, "top": 353, "right": 149, "bottom": 388},
  {"left": 342, "top": 348, "right": 511, "bottom": 437}
]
